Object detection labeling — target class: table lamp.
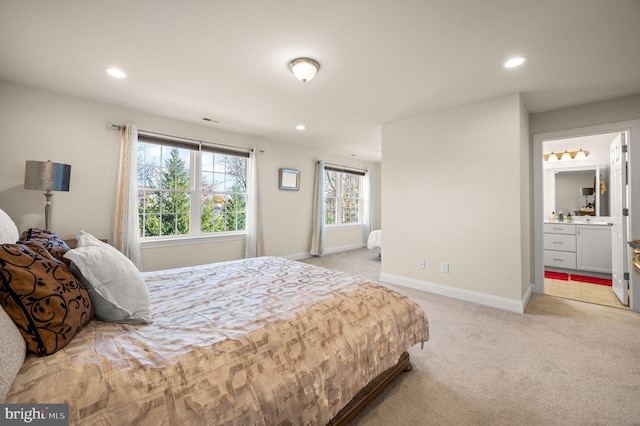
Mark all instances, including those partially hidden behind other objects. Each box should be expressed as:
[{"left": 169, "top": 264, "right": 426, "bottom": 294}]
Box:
[
  {"left": 24, "top": 160, "right": 71, "bottom": 230},
  {"left": 580, "top": 187, "right": 594, "bottom": 207}
]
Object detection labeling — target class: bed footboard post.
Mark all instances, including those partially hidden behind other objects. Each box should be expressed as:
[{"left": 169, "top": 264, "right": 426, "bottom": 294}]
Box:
[{"left": 327, "top": 352, "right": 412, "bottom": 426}]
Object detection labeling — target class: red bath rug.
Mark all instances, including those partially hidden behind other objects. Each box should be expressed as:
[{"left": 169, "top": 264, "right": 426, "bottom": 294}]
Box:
[
  {"left": 544, "top": 271, "right": 569, "bottom": 280},
  {"left": 570, "top": 274, "right": 612, "bottom": 286}
]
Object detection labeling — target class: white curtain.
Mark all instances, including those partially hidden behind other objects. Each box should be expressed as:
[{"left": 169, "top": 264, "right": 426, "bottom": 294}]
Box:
[
  {"left": 244, "top": 147, "right": 262, "bottom": 258},
  {"left": 112, "top": 124, "right": 142, "bottom": 270},
  {"left": 310, "top": 160, "right": 325, "bottom": 256},
  {"left": 362, "top": 169, "right": 373, "bottom": 244}
]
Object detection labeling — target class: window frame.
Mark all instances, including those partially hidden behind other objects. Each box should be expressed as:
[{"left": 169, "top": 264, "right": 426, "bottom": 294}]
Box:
[
  {"left": 324, "top": 166, "right": 365, "bottom": 226},
  {"left": 136, "top": 132, "right": 250, "bottom": 242}
]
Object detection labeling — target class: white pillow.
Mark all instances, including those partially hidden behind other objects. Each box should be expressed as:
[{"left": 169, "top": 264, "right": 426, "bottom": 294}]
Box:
[
  {"left": 75, "top": 230, "right": 107, "bottom": 249},
  {"left": 0, "top": 307, "right": 26, "bottom": 402},
  {"left": 0, "top": 208, "right": 19, "bottom": 244},
  {"left": 64, "top": 232, "right": 152, "bottom": 324}
]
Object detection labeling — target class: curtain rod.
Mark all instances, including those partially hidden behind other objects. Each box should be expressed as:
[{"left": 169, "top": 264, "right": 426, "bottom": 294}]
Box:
[
  {"left": 139, "top": 130, "right": 252, "bottom": 155},
  {"left": 320, "top": 161, "right": 368, "bottom": 174},
  {"left": 106, "top": 123, "right": 253, "bottom": 154}
]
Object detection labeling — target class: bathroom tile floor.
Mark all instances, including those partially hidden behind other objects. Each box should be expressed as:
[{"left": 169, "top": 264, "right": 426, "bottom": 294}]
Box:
[{"left": 544, "top": 278, "right": 629, "bottom": 309}]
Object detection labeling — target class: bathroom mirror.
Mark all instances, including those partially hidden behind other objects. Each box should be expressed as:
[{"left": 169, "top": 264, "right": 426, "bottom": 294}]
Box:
[
  {"left": 279, "top": 168, "right": 300, "bottom": 191},
  {"left": 544, "top": 165, "right": 608, "bottom": 217}
]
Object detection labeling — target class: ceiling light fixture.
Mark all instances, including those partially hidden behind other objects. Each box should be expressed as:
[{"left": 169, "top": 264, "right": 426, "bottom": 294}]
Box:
[
  {"left": 504, "top": 56, "right": 527, "bottom": 68},
  {"left": 289, "top": 58, "right": 320, "bottom": 82},
  {"left": 106, "top": 68, "right": 126, "bottom": 78},
  {"left": 296, "top": 124, "right": 306, "bottom": 131}
]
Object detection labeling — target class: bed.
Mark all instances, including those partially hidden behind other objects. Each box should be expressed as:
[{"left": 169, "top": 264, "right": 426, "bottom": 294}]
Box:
[{"left": 0, "top": 216, "right": 428, "bottom": 425}]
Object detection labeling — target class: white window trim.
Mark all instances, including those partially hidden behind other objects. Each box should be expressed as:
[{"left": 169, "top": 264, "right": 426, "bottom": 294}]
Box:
[
  {"left": 140, "top": 231, "right": 246, "bottom": 249},
  {"left": 326, "top": 223, "right": 365, "bottom": 229},
  {"left": 325, "top": 170, "right": 364, "bottom": 226},
  {"left": 137, "top": 134, "right": 249, "bottom": 241}
]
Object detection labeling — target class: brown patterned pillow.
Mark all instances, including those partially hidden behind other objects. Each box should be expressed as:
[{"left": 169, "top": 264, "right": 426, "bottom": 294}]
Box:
[
  {"left": 0, "top": 243, "right": 93, "bottom": 356},
  {"left": 17, "top": 228, "right": 70, "bottom": 265}
]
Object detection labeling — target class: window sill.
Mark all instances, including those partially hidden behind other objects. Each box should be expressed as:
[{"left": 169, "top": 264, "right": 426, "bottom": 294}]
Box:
[
  {"left": 140, "top": 232, "right": 246, "bottom": 249},
  {"left": 326, "top": 223, "right": 365, "bottom": 230}
]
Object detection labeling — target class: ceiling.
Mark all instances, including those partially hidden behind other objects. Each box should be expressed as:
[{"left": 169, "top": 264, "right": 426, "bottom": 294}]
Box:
[{"left": 1, "top": 1, "right": 639, "bottom": 162}]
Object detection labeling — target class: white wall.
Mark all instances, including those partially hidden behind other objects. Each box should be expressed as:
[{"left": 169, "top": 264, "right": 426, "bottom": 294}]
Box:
[
  {"left": 0, "top": 80, "right": 379, "bottom": 271},
  {"left": 381, "top": 93, "right": 531, "bottom": 311},
  {"left": 530, "top": 94, "right": 640, "bottom": 135},
  {"left": 518, "top": 95, "right": 532, "bottom": 300}
]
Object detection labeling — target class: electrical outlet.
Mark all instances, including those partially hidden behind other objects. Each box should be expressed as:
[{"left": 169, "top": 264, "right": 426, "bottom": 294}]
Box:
[
  {"left": 440, "top": 262, "right": 449, "bottom": 273},
  {"left": 418, "top": 259, "right": 425, "bottom": 269}
]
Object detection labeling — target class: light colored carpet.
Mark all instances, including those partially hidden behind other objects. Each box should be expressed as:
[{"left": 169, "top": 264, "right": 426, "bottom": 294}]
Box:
[{"left": 299, "top": 248, "right": 640, "bottom": 425}]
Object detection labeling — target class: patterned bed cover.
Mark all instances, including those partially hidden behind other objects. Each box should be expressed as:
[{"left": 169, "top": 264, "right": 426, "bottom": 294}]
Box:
[{"left": 6, "top": 256, "right": 429, "bottom": 425}]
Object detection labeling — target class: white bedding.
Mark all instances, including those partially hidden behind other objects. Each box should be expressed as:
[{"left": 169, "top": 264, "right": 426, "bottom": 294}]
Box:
[
  {"left": 367, "top": 229, "right": 382, "bottom": 250},
  {"left": 6, "top": 256, "right": 428, "bottom": 425}
]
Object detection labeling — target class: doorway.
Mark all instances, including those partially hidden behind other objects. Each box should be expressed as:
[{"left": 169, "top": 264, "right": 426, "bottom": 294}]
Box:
[
  {"left": 542, "top": 132, "right": 624, "bottom": 308},
  {"left": 533, "top": 120, "right": 640, "bottom": 313}
]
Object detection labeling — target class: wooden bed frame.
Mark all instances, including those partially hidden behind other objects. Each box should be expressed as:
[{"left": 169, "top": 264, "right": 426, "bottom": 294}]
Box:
[{"left": 328, "top": 352, "right": 411, "bottom": 425}]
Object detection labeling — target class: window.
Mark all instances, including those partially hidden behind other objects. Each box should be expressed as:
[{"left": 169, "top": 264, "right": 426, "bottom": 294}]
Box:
[
  {"left": 324, "top": 167, "right": 364, "bottom": 225},
  {"left": 137, "top": 133, "right": 249, "bottom": 239}
]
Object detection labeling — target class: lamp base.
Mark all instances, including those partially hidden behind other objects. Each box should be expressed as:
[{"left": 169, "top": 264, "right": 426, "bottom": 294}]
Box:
[{"left": 44, "top": 191, "right": 53, "bottom": 231}]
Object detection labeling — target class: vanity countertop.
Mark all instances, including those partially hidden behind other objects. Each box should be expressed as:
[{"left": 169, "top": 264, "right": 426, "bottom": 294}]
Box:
[{"left": 544, "top": 220, "right": 612, "bottom": 226}]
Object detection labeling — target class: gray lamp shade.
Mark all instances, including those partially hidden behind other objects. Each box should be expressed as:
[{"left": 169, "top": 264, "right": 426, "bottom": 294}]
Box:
[
  {"left": 580, "top": 187, "right": 594, "bottom": 196},
  {"left": 24, "top": 160, "right": 71, "bottom": 192}
]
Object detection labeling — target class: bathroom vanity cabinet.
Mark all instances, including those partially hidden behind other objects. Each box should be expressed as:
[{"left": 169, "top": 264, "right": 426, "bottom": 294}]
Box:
[
  {"left": 576, "top": 225, "right": 612, "bottom": 273},
  {"left": 543, "top": 222, "right": 612, "bottom": 274}
]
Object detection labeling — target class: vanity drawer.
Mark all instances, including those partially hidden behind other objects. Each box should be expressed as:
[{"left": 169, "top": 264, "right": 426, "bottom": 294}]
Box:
[
  {"left": 544, "top": 223, "right": 575, "bottom": 235},
  {"left": 543, "top": 233, "right": 576, "bottom": 252},
  {"left": 544, "top": 250, "right": 577, "bottom": 269}
]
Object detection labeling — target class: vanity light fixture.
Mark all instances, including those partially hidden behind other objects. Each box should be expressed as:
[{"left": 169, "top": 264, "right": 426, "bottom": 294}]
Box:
[
  {"left": 289, "top": 58, "right": 320, "bottom": 82},
  {"left": 574, "top": 148, "right": 588, "bottom": 160},
  {"left": 543, "top": 148, "right": 589, "bottom": 162}
]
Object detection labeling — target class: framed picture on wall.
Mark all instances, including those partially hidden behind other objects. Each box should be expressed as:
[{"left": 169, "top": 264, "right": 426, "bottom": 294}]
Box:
[{"left": 279, "top": 168, "right": 300, "bottom": 191}]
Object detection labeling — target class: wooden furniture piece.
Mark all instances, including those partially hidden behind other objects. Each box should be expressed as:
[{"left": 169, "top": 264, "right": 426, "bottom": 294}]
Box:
[{"left": 64, "top": 238, "right": 108, "bottom": 248}]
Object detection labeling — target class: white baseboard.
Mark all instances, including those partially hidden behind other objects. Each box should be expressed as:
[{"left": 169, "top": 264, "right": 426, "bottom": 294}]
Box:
[
  {"left": 380, "top": 273, "right": 532, "bottom": 314},
  {"left": 521, "top": 283, "right": 534, "bottom": 311},
  {"left": 324, "top": 243, "right": 365, "bottom": 255},
  {"left": 284, "top": 243, "right": 366, "bottom": 261},
  {"left": 285, "top": 252, "right": 313, "bottom": 261}
]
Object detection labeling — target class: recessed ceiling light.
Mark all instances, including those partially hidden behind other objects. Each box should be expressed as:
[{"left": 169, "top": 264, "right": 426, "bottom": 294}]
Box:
[
  {"left": 296, "top": 124, "right": 306, "bottom": 131},
  {"left": 504, "top": 56, "right": 527, "bottom": 68},
  {"left": 106, "top": 68, "right": 126, "bottom": 78}
]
